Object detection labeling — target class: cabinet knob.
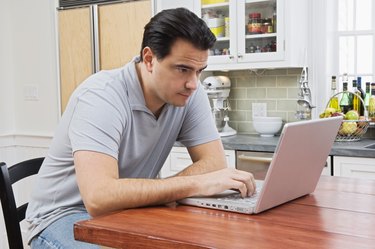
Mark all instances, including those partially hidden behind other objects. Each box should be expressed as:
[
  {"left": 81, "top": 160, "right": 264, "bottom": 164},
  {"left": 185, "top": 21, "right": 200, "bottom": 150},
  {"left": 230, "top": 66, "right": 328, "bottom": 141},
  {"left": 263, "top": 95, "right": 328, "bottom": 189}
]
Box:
[
  {"left": 237, "top": 54, "right": 243, "bottom": 59},
  {"left": 228, "top": 55, "right": 234, "bottom": 60}
]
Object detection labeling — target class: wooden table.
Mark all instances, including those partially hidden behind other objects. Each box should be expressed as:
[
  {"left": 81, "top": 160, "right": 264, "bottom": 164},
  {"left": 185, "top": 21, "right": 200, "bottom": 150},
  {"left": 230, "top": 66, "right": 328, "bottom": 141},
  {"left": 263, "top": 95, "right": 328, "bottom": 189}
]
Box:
[{"left": 74, "top": 176, "right": 375, "bottom": 248}]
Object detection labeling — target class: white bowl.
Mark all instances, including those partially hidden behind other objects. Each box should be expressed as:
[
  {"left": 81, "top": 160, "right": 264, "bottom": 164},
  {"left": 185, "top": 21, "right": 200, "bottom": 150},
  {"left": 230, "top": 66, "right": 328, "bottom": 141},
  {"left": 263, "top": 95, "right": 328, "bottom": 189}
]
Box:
[
  {"left": 253, "top": 117, "right": 282, "bottom": 137},
  {"left": 253, "top": 116, "right": 282, "bottom": 122}
]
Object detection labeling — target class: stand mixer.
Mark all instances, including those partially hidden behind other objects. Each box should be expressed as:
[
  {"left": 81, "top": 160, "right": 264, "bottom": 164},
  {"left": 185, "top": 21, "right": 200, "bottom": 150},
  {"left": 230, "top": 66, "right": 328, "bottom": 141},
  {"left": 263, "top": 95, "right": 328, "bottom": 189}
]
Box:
[{"left": 202, "top": 76, "right": 237, "bottom": 136}]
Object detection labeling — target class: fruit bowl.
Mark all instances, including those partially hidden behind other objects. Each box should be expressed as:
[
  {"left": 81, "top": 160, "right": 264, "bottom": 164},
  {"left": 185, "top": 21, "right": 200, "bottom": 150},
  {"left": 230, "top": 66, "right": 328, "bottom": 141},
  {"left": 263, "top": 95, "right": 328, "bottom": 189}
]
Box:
[
  {"left": 336, "top": 119, "right": 370, "bottom": 142},
  {"left": 322, "top": 91, "right": 370, "bottom": 142}
]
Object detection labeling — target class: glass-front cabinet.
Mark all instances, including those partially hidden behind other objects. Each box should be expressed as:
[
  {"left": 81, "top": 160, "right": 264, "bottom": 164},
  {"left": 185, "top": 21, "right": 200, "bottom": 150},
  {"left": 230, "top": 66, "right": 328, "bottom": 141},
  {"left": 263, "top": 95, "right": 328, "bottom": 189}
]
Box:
[
  {"left": 198, "top": 1, "right": 236, "bottom": 65},
  {"left": 238, "top": 0, "right": 284, "bottom": 63},
  {"left": 153, "top": 0, "right": 307, "bottom": 71},
  {"left": 197, "top": 0, "right": 284, "bottom": 68}
]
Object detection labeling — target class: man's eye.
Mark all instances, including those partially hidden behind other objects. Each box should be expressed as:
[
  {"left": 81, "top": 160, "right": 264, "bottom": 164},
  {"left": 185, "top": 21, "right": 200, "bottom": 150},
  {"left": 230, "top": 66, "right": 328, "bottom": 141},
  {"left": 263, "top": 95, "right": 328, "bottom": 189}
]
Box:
[{"left": 177, "top": 67, "right": 189, "bottom": 73}]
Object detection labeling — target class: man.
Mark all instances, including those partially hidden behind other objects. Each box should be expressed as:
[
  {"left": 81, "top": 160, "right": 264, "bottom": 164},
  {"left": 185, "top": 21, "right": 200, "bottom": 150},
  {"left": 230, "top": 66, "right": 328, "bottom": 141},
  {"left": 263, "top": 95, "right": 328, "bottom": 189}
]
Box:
[{"left": 26, "top": 8, "right": 255, "bottom": 248}]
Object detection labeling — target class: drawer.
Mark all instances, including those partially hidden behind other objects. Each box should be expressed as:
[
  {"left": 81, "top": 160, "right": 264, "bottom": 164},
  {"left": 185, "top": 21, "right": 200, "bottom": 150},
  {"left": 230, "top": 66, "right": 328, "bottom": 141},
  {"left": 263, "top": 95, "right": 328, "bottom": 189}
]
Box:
[{"left": 236, "top": 151, "right": 273, "bottom": 180}]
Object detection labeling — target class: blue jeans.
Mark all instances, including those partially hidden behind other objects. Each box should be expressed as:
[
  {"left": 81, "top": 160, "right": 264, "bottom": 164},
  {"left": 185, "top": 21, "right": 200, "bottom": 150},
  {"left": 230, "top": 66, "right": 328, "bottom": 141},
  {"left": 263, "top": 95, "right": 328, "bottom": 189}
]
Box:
[{"left": 30, "top": 212, "right": 100, "bottom": 249}]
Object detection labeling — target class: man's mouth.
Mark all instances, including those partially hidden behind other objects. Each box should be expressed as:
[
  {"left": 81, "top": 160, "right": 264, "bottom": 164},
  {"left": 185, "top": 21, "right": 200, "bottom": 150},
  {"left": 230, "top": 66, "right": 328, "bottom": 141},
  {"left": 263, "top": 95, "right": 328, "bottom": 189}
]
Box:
[{"left": 179, "top": 92, "right": 191, "bottom": 98}]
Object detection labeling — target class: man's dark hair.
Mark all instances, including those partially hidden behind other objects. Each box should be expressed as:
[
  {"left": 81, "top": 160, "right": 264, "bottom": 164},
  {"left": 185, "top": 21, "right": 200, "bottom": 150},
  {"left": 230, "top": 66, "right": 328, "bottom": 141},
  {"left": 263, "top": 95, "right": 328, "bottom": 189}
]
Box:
[{"left": 140, "top": 8, "right": 216, "bottom": 61}]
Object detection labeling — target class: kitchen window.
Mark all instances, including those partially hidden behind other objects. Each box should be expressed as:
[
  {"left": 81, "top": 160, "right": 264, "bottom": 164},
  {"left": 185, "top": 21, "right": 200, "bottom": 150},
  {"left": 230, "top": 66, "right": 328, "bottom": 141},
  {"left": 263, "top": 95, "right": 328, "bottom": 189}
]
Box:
[
  {"left": 334, "top": 0, "right": 375, "bottom": 84},
  {"left": 312, "top": 0, "right": 375, "bottom": 116}
]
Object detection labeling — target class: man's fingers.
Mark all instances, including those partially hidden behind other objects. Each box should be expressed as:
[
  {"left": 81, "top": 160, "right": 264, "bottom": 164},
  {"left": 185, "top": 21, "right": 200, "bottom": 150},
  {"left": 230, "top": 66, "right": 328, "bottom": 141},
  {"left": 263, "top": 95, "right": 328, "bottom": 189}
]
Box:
[{"left": 231, "top": 170, "right": 256, "bottom": 197}]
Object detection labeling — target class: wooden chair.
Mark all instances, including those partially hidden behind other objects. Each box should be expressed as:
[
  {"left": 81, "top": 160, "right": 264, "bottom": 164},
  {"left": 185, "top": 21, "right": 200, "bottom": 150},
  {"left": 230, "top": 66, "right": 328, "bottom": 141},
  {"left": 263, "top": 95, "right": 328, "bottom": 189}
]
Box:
[{"left": 0, "top": 157, "right": 44, "bottom": 249}]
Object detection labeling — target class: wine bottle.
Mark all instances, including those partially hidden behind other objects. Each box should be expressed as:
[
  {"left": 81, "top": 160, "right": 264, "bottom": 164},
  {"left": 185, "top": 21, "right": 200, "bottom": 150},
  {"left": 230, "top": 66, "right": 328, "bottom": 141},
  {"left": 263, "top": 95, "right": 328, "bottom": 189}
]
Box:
[
  {"left": 357, "top": 77, "right": 366, "bottom": 98},
  {"left": 340, "top": 82, "right": 352, "bottom": 114},
  {"left": 328, "top": 76, "right": 340, "bottom": 112},
  {"left": 348, "top": 78, "right": 354, "bottom": 108},
  {"left": 364, "top": 82, "right": 371, "bottom": 111},
  {"left": 369, "top": 83, "right": 375, "bottom": 121},
  {"left": 352, "top": 79, "right": 364, "bottom": 116}
]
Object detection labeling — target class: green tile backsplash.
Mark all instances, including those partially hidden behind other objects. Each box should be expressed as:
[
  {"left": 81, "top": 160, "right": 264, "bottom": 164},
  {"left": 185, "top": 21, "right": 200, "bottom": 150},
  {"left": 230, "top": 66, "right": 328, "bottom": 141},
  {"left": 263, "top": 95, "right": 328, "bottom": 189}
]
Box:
[{"left": 210, "top": 68, "right": 304, "bottom": 134}]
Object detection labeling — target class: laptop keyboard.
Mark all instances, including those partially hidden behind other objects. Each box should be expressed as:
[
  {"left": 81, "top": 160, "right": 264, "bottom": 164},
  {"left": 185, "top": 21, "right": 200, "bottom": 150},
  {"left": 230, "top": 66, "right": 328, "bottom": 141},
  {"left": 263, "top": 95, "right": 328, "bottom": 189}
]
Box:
[{"left": 217, "top": 182, "right": 263, "bottom": 205}]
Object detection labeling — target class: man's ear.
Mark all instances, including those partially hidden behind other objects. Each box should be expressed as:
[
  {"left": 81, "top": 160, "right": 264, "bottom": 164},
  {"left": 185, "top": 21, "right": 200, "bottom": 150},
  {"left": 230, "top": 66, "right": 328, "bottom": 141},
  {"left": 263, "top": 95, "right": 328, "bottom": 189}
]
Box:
[{"left": 142, "top": 47, "right": 154, "bottom": 72}]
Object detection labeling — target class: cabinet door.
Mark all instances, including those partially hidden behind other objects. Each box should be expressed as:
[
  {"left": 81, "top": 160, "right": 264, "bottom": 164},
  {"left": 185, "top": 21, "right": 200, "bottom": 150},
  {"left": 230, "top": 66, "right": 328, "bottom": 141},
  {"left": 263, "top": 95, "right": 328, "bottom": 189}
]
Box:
[
  {"left": 154, "top": 0, "right": 198, "bottom": 13},
  {"left": 199, "top": 0, "right": 237, "bottom": 65},
  {"left": 99, "top": 0, "right": 151, "bottom": 70},
  {"left": 153, "top": 0, "right": 307, "bottom": 70},
  {"left": 58, "top": 7, "right": 94, "bottom": 113},
  {"left": 237, "top": 0, "right": 284, "bottom": 63},
  {"left": 333, "top": 156, "right": 375, "bottom": 179},
  {"left": 202, "top": 0, "right": 307, "bottom": 70},
  {"left": 197, "top": 0, "right": 284, "bottom": 69},
  {"left": 321, "top": 156, "right": 332, "bottom": 176}
]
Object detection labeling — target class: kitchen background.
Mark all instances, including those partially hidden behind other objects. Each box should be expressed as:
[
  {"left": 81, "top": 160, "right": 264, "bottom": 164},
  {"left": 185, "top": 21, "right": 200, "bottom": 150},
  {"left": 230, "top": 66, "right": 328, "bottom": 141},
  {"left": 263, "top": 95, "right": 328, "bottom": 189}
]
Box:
[
  {"left": 211, "top": 69, "right": 375, "bottom": 137},
  {"left": 1, "top": 0, "right": 375, "bottom": 248}
]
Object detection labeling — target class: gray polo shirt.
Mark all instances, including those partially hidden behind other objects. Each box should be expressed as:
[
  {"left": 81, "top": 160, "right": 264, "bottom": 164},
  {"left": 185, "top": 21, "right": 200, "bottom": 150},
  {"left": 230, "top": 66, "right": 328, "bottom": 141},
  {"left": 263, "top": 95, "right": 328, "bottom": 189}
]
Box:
[{"left": 25, "top": 57, "right": 220, "bottom": 242}]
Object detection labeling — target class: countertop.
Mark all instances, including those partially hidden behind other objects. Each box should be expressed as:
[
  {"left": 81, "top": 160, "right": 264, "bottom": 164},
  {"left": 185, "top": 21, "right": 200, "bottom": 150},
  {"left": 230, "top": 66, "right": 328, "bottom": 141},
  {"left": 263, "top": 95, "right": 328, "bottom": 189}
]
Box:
[{"left": 220, "top": 134, "right": 375, "bottom": 158}]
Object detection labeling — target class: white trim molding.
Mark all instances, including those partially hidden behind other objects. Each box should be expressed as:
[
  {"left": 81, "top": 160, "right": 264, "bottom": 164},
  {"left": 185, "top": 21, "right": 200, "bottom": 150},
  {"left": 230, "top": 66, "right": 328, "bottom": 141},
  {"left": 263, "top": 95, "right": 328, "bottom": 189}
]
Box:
[
  {"left": 0, "top": 132, "right": 52, "bottom": 165},
  {"left": 0, "top": 132, "right": 53, "bottom": 148}
]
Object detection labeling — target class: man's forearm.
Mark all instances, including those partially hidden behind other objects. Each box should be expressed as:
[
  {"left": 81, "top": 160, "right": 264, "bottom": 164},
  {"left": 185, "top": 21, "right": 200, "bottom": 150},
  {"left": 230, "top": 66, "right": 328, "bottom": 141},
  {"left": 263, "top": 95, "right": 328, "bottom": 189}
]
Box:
[
  {"left": 85, "top": 168, "right": 255, "bottom": 218},
  {"left": 175, "top": 139, "right": 228, "bottom": 177},
  {"left": 85, "top": 175, "right": 200, "bottom": 217},
  {"left": 175, "top": 156, "right": 227, "bottom": 177}
]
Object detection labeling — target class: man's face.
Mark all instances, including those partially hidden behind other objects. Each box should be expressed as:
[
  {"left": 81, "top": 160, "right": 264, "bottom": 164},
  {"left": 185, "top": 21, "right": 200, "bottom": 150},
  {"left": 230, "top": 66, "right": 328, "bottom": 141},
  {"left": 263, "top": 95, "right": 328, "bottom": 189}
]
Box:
[{"left": 146, "top": 39, "right": 209, "bottom": 107}]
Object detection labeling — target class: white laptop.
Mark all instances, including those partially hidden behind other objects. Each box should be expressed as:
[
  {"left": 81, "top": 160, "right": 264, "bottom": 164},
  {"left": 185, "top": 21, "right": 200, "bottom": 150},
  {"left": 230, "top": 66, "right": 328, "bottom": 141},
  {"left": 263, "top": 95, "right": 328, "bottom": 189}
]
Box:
[{"left": 178, "top": 117, "right": 343, "bottom": 214}]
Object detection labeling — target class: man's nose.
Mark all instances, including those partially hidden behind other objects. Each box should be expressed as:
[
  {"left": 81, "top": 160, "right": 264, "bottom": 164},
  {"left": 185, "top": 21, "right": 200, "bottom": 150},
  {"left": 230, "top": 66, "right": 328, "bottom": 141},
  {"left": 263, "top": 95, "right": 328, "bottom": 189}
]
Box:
[{"left": 185, "top": 73, "right": 199, "bottom": 90}]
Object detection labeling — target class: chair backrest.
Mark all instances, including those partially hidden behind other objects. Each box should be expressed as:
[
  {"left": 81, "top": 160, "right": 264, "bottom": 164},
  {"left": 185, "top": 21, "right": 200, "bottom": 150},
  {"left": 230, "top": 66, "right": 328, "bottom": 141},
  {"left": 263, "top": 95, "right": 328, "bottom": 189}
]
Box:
[{"left": 0, "top": 157, "right": 44, "bottom": 249}]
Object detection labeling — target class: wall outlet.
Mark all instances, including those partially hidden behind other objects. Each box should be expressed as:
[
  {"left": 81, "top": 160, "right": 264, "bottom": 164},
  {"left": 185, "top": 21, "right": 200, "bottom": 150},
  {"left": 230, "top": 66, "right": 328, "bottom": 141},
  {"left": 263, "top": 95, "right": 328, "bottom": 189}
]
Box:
[
  {"left": 24, "top": 84, "right": 39, "bottom": 101},
  {"left": 252, "top": 103, "right": 267, "bottom": 117}
]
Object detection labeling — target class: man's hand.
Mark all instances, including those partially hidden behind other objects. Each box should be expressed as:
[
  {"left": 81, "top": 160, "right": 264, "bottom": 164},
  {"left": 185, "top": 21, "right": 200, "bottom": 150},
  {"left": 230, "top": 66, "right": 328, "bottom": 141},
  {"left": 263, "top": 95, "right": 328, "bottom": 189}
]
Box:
[{"left": 193, "top": 168, "right": 256, "bottom": 198}]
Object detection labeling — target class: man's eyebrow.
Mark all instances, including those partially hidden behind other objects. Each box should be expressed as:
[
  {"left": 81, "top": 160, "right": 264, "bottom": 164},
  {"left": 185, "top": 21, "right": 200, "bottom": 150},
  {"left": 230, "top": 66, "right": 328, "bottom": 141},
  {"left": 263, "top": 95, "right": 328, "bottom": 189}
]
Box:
[
  {"left": 175, "top": 64, "right": 208, "bottom": 72},
  {"left": 199, "top": 65, "right": 208, "bottom": 71}
]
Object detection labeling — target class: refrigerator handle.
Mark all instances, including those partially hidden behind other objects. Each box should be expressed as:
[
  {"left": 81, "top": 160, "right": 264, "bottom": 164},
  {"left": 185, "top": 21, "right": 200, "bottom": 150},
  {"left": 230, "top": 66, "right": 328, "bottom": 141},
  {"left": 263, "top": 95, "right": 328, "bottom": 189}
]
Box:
[{"left": 90, "top": 5, "right": 100, "bottom": 73}]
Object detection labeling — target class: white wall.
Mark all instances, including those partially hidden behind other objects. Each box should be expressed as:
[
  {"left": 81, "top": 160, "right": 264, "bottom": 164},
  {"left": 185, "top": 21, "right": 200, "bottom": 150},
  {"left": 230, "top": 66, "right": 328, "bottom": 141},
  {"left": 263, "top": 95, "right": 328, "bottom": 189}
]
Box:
[
  {"left": 0, "top": 0, "right": 16, "bottom": 134},
  {"left": 0, "top": 0, "right": 58, "bottom": 153},
  {"left": 0, "top": 0, "right": 58, "bottom": 248},
  {"left": 12, "top": 1, "right": 59, "bottom": 135},
  {"left": 0, "top": 0, "right": 59, "bottom": 136}
]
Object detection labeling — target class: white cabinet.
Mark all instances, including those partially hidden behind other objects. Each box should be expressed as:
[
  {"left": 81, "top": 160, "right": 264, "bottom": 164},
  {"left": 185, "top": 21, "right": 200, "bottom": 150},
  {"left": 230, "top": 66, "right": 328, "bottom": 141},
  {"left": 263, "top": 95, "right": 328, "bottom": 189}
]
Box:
[
  {"left": 321, "top": 156, "right": 332, "bottom": 176},
  {"left": 152, "top": 0, "right": 308, "bottom": 70},
  {"left": 160, "top": 147, "right": 333, "bottom": 178},
  {"left": 153, "top": 0, "right": 198, "bottom": 13},
  {"left": 160, "top": 147, "right": 235, "bottom": 178},
  {"left": 201, "top": 0, "right": 285, "bottom": 69},
  {"left": 333, "top": 156, "right": 375, "bottom": 180}
]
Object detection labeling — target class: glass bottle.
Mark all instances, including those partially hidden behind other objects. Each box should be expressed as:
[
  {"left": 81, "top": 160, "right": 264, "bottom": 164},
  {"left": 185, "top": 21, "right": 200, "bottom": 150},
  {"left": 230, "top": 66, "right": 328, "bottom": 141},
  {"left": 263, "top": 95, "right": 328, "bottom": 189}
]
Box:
[
  {"left": 340, "top": 82, "right": 352, "bottom": 114},
  {"left": 357, "top": 77, "right": 366, "bottom": 98},
  {"left": 342, "top": 73, "right": 348, "bottom": 91},
  {"left": 272, "top": 6, "right": 277, "bottom": 33},
  {"left": 328, "top": 76, "right": 340, "bottom": 112},
  {"left": 364, "top": 82, "right": 371, "bottom": 111},
  {"left": 352, "top": 79, "right": 364, "bottom": 116},
  {"left": 248, "top": 13, "right": 262, "bottom": 34},
  {"left": 348, "top": 78, "right": 353, "bottom": 107},
  {"left": 369, "top": 83, "right": 375, "bottom": 121}
]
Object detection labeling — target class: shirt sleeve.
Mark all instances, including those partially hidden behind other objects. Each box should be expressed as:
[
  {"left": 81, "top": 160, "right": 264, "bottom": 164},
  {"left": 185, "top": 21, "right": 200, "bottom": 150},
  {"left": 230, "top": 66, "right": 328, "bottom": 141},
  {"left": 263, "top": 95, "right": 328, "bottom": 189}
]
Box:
[{"left": 68, "top": 87, "right": 126, "bottom": 160}]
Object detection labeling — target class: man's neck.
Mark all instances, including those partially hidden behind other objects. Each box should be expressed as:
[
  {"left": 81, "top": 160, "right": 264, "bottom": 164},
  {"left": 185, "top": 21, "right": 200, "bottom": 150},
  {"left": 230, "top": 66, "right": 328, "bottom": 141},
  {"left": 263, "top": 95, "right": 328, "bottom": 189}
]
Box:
[{"left": 135, "top": 61, "right": 165, "bottom": 118}]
